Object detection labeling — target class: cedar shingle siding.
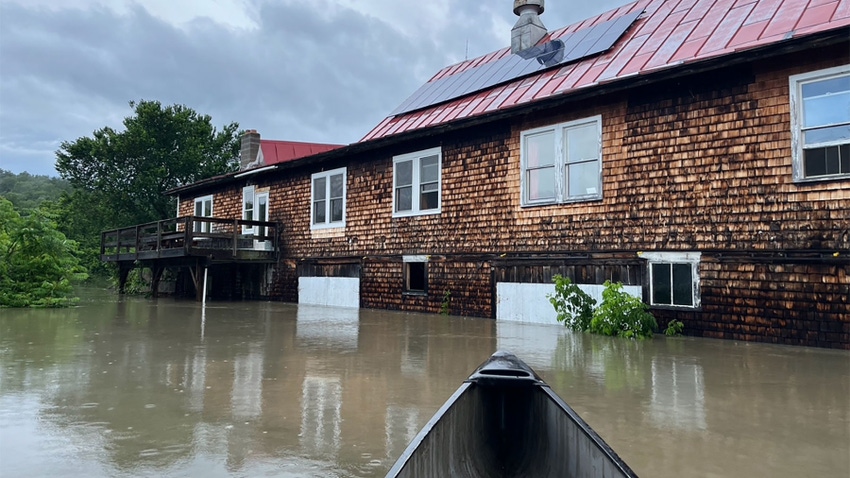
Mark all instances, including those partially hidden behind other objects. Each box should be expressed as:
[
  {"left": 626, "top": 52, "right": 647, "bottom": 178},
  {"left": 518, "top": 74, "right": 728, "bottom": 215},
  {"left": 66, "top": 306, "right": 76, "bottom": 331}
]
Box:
[{"left": 177, "top": 44, "right": 848, "bottom": 348}]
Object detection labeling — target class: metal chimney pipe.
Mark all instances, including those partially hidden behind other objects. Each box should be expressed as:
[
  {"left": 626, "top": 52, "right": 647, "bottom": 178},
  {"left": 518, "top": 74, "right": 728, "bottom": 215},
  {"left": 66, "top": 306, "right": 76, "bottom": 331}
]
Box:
[{"left": 511, "top": 0, "right": 547, "bottom": 55}]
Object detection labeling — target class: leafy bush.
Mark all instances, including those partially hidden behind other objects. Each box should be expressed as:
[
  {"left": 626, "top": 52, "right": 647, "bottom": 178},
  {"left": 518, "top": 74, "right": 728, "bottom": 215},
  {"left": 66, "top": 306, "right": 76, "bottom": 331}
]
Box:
[
  {"left": 664, "top": 319, "right": 684, "bottom": 336},
  {"left": 549, "top": 278, "right": 657, "bottom": 339},
  {"left": 0, "top": 198, "right": 88, "bottom": 307},
  {"left": 589, "top": 281, "right": 657, "bottom": 339},
  {"left": 548, "top": 275, "right": 596, "bottom": 331}
]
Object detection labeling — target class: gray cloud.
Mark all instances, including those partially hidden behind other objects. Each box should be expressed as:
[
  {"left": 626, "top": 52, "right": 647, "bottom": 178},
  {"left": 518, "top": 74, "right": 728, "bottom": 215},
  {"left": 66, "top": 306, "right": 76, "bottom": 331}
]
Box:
[{"left": 0, "top": 0, "right": 626, "bottom": 176}]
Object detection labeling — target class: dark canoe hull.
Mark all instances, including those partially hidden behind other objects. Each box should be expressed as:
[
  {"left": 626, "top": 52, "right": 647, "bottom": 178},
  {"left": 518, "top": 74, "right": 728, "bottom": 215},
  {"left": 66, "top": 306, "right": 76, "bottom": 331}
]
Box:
[{"left": 386, "top": 351, "right": 638, "bottom": 478}]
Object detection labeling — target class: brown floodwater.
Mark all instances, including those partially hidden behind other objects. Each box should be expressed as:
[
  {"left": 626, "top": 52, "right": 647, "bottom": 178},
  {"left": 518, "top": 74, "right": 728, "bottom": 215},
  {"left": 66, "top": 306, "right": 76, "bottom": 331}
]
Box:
[{"left": 0, "top": 287, "right": 848, "bottom": 477}]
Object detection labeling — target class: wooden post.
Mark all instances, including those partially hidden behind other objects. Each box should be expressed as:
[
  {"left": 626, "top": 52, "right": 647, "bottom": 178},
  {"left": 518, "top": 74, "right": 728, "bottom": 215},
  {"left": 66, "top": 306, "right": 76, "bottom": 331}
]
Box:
[
  {"left": 233, "top": 219, "right": 239, "bottom": 257},
  {"left": 151, "top": 262, "right": 164, "bottom": 299},
  {"left": 118, "top": 264, "right": 131, "bottom": 294},
  {"left": 194, "top": 261, "right": 203, "bottom": 302},
  {"left": 202, "top": 266, "right": 209, "bottom": 305}
]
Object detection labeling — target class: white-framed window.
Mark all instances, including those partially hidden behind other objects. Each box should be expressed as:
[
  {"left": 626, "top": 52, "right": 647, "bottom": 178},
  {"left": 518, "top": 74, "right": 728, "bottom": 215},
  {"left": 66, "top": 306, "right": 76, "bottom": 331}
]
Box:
[
  {"left": 193, "top": 195, "right": 213, "bottom": 233},
  {"left": 641, "top": 251, "right": 701, "bottom": 309},
  {"left": 521, "top": 116, "right": 602, "bottom": 206},
  {"left": 790, "top": 64, "right": 850, "bottom": 182},
  {"left": 393, "top": 148, "right": 441, "bottom": 217},
  {"left": 402, "top": 255, "right": 428, "bottom": 295},
  {"left": 242, "top": 186, "right": 255, "bottom": 234},
  {"left": 311, "top": 168, "right": 346, "bottom": 229}
]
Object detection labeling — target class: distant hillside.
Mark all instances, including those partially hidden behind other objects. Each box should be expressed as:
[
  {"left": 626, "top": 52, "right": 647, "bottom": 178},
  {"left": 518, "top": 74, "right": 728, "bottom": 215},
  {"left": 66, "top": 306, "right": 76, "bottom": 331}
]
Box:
[{"left": 0, "top": 169, "right": 71, "bottom": 211}]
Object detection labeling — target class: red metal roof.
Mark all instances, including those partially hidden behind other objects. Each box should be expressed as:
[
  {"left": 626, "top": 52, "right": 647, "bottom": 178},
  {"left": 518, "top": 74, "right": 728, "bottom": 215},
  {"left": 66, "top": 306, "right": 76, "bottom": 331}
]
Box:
[
  {"left": 362, "top": 0, "right": 849, "bottom": 142},
  {"left": 260, "top": 140, "right": 344, "bottom": 165}
]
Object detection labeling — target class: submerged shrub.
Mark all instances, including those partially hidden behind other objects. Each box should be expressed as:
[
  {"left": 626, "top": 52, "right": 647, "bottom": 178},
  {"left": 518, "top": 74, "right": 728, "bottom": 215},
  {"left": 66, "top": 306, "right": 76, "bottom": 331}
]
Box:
[
  {"left": 549, "top": 277, "right": 657, "bottom": 339},
  {"left": 589, "top": 281, "right": 657, "bottom": 339},
  {"left": 548, "top": 275, "right": 596, "bottom": 331}
]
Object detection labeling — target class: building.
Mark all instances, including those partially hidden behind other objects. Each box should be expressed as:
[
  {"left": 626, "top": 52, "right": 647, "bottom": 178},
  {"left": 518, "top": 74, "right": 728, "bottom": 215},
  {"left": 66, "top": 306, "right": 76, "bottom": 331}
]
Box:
[{"left": 105, "top": 0, "right": 850, "bottom": 348}]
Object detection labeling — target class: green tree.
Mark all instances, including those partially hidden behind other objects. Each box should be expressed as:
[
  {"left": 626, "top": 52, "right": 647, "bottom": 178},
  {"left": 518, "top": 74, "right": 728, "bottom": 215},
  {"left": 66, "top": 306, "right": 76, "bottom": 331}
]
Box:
[
  {"left": 0, "top": 198, "right": 88, "bottom": 307},
  {"left": 55, "top": 100, "right": 240, "bottom": 228},
  {"left": 0, "top": 169, "right": 70, "bottom": 212}
]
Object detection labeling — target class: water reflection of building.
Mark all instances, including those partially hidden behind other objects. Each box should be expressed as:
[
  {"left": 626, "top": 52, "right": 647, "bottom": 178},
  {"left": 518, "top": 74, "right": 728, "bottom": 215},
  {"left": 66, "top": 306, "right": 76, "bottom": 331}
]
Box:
[
  {"left": 300, "top": 376, "right": 342, "bottom": 455},
  {"left": 649, "top": 358, "right": 706, "bottom": 430}
]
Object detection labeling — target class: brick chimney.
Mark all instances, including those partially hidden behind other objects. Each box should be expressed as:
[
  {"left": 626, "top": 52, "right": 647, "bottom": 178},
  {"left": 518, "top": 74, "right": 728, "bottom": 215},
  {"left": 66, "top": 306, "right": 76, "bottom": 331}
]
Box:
[
  {"left": 511, "top": 0, "right": 547, "bottom": 55},
  {"left": 240, "top": 130, "right": 261, "bottom": 170}
]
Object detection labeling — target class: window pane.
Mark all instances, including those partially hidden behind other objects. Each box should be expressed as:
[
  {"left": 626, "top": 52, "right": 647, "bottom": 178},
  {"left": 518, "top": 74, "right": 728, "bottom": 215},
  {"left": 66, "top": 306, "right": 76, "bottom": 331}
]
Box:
[
  {"left": 420, "top": 190, "right": 438, "bottom": 210},
  {"left": 330, "top": 174, "right": 344, "bottom": 199},
  {"left": 566, "top": 124, "right": 598, "bottom": 162},
  {"left": 396, "top": 160, "right": 413, "bottom": 187},
  {"left": 313, "top": 200, "right": 326, "bottom": 224},
  {"left": 313, "top": 177, "right": 326, "bottom": 200},
  {"left": 672, "top": 263, "right": 693, "bottom": 306},
  {"left": 566, "top": 161, "right": 599, "bottom": 197},
  {"left": 802, "top": 92, "right": 850, "bottom": 128},
  {"left": 258, "top": 196, "right": 267, "bottom": 220},
  {"left": 526, "top": 131, "right": 555, "bottom": 168},
  {"left": 527, "top": 167, "right": 555, "bottom": 201},
  {"left": 802, "top": 75, "right": 850, "bottom": 98},
  {"left": 406, "top": 262, "right": 426, "bottom": 292},
  {"left": 652, "top": 263, "right": 672, "bottom": 305},
  {"left": 420, "top": 155, "right": 439, "bottom": 183},
  {"left": 804, "top": 147, "right": 828, "bottom": 176},
  {"left": 803, "top": 125, "right": 850, "bottom": 145},
  {"left": 396, "top": 186, "right": 412, "bottom": 212},
  {"left": 841, "top": 144, "right": 850, "bottom": 173},
  {"left": 330, "top": 198, "right": 343, "bottom": 222},
  {"left": 203, "top": 200, "right": 211, "bottom": 217},
  {"left": 195, "top": 201, "right": 202, "bottom": 216}
]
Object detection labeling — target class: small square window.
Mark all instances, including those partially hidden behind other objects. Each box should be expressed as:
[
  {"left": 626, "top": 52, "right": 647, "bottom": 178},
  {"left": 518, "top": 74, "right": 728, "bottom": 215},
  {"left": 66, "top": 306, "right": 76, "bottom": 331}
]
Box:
[
  {"left": 403, "top": 256, "right": 428, "bottom": 294},
  {"left": 642, "top": 252, "right": 700, "bottom": 309}
]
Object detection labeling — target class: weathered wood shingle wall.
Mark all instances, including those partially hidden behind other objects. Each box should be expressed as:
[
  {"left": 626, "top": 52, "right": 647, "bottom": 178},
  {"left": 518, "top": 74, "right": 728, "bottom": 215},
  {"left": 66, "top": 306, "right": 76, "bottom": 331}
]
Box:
[{"left": 176, "top": 44, "right": 848, "bottom": 348}]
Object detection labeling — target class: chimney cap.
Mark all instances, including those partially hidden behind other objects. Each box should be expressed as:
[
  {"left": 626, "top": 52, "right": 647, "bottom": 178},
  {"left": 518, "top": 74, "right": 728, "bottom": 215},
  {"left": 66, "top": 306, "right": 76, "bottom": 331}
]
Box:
[{"left": 513, "top": 0, "right": 544, "bottom": 16}]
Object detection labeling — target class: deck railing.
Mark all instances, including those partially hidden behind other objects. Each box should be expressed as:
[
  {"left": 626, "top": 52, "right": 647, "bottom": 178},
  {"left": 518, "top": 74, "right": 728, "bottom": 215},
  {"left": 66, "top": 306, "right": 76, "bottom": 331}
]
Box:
[{"left": 101, "top": 216, "right": 279, "bottom": 261}]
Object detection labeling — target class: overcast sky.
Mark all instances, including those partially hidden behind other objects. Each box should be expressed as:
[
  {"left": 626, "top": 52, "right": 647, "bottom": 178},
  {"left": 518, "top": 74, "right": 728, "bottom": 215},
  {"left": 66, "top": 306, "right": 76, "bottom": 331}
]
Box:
[{"left": 0, "top": 0, "right": 627, "bottom": 177}]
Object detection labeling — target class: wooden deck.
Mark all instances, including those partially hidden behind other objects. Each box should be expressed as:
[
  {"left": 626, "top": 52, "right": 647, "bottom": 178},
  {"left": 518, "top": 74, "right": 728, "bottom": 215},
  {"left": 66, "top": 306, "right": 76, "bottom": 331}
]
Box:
[{"left": 101, "top": 216, "right": 279, "bottom": 264}]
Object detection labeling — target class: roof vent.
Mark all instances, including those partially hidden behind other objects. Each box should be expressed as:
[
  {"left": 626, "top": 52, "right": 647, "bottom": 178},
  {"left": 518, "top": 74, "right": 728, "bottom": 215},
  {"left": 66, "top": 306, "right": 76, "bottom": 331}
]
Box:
[{"left": 511, "top": 0, "right": 547, "bottom": 55}]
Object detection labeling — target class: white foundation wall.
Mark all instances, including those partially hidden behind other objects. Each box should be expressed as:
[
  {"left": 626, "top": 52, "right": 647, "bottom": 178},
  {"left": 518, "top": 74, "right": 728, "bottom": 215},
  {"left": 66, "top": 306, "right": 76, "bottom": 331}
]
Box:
[
  {"left": 298, "top": 277, "right": 360, "bottom": 308},
  {"left": 496, "top": 282, "right": 643, "bottom": 325}
]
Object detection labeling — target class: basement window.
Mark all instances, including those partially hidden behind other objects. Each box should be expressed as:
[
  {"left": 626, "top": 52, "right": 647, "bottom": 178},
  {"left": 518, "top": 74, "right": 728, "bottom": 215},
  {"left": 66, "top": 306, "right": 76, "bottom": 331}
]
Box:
[
  {"left": 641, "top": 252, "right": 701, "bottom": 309},
  {"left": 403, "top": 255, "right": 428, "bottom": 295},
  {"left": 790, "top": 65, "right": 850, "bottom": 182},
  {"left": 521, "top": 116, "right": 602, "bottom": 206}
]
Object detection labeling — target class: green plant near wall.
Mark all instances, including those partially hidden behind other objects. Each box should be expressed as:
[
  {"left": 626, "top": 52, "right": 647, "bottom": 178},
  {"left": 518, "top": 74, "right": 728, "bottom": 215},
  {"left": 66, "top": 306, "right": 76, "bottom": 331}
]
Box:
[
  {"left": 664, "top": 319, "right": 684, "bottom": 336},
  {"left": 440, "top": 290, "right": 451, "bottom": 315},
  {"left": 549, "top": 278, "right": 658, "bottom": 339},
  {"left": 548, "top": 275, "right": 596, "bottom": 331},
  {"left": 589, "top": 281, "right": 657, "bottom": 339}
]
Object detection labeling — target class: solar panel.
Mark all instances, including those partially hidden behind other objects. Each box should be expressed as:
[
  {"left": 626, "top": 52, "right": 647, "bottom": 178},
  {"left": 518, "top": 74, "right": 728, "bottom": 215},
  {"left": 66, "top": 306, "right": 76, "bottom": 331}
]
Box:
[{"left": 390, "top": 10, "right": 643, "bottom": 116}]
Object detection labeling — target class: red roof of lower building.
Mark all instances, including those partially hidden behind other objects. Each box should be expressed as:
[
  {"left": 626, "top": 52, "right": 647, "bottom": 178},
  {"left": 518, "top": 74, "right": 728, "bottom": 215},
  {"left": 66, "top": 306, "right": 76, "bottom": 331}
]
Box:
[{"left": 261, "top": 140, "right": 344, "bottom": 165}]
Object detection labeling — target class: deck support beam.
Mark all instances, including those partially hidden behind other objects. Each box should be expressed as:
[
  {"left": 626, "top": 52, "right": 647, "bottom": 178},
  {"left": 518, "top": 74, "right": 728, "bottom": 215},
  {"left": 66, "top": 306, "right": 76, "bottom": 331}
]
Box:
[{"left": 118, "top": 264, "right": 132, "bottom": 294}]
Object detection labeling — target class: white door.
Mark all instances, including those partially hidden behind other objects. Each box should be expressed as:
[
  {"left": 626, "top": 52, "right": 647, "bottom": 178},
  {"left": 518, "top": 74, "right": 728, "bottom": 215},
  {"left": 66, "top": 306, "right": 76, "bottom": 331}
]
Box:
[{"left": 254, "top": 192, "right": 269, "bottom": 250}]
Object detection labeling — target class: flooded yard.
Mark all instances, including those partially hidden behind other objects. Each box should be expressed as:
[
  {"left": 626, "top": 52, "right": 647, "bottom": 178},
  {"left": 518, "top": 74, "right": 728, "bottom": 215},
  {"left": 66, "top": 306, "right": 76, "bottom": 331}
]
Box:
[{"left": 0, "top": 288, "right": 848, "bottom": 477}]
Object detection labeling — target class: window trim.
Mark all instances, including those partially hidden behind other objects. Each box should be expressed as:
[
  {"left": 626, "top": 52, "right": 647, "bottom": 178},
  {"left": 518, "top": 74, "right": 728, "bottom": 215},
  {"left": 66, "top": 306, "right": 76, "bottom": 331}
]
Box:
[
  {"left": 789, "top": 64, "right": 850, "bottom": 183},
  {"left": 520, "top": 115, "right": 603, "bottom": 207},
  {"left": 392, "top": 147, "right": 442, "bottom": 218},
  {"left": 641, "top": 251, "right": 701, "bottom": 309},
  {"left": 310, "top": 167, "right": 347, "bottom": 230},
  {"left": 402, "top": 255, "right": 428, "bottom": 295},
  {"left": 193, "top": 195, "right": 213, "bottom": 233}
]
